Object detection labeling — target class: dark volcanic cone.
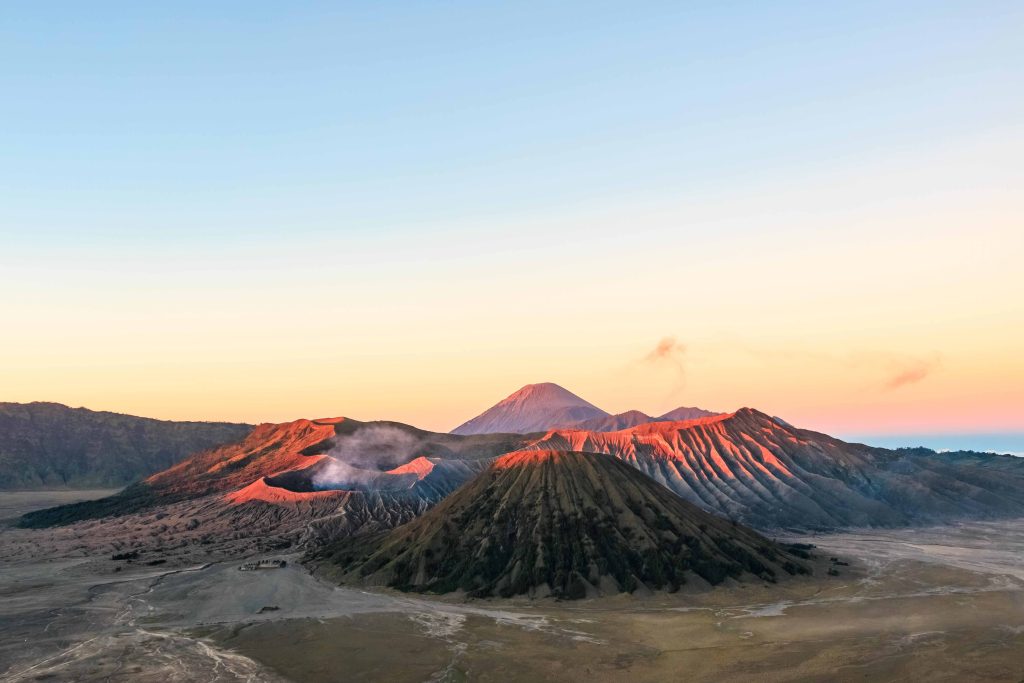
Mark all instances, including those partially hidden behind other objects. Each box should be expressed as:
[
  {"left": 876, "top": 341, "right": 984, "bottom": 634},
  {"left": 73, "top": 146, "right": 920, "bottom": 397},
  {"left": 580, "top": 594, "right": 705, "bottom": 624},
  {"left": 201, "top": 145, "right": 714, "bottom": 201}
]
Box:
[{"left": 321, "top": 450, "right": 809, "bottom": 599}]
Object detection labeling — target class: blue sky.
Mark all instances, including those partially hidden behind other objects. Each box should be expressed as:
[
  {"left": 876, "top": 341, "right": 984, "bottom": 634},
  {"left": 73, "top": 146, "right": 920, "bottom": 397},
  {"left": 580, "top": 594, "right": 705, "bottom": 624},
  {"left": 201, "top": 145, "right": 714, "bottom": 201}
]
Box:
[
  {"left": 1, "top": 2, "right": 1022, "bottom": 438},
  {"left": 3, "top": 2, "right": 1020, "bottom": 243}
]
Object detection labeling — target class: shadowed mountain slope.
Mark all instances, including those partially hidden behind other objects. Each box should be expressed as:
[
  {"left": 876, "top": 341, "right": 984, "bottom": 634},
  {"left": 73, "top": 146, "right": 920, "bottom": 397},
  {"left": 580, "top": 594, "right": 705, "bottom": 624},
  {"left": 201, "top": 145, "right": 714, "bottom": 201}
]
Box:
[
  {"left": 320, "top": 450, "right": 809, "bottom": 599},
  {"left": 451, "top": 383, "right": 608, "bottom": 435},
  {"left": 0, "top": 402, "right": 251, "bottom": 489}
]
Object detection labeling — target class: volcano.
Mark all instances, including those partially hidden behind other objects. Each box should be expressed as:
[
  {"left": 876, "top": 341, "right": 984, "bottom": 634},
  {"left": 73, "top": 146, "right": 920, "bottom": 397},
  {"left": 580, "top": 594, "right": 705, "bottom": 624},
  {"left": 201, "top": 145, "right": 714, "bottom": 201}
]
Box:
[
  {"left": 22, "top": 402, "right": 1024, "bottom": 539},
  {"left": 321, "top": 450, "right": 809, "bottom": 598},
  {"left": 18, "top": 416, "right": 523, "bottom": 533},
  {"left": 450, "top": 383, "right": 720, "bottom": 435},
  {"left": 451, "top": 383, "right": 608, "bottom": 435}
]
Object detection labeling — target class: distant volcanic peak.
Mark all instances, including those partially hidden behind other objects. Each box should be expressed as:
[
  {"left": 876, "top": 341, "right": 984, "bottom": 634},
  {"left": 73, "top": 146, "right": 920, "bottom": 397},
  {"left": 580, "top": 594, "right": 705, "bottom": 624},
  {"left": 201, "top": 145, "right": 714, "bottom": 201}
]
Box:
[
  {"left": 492, "top": 382, "right": 605, "bottom": 415},
  {"left": 658, "top": 406, "right": 719, "bottom": 421},
  {"left": 451, "top": 382, "right": 608, "bottom": 435},
  {"left": 503, "top": 382, "right": 599, "bottom": 405},
  {"left": 571, "top": 409, "right": 655, "bottom": 432}
]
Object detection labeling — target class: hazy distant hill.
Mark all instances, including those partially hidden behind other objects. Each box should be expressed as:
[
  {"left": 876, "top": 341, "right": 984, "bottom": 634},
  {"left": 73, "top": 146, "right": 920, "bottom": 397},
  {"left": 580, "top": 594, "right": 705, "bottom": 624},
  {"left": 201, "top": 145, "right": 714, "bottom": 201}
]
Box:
[
  {"left": 0, "top": 402, "right": 251, "bottom": 489},
  {"left": 573, "top": 407, "right": 721, "bottom": 432},
  {"left": 657, "top": 406, "right": 718, "bottom": 422},
  {"left": 571, "top": 410, "right": 657, "bottom": 432}
]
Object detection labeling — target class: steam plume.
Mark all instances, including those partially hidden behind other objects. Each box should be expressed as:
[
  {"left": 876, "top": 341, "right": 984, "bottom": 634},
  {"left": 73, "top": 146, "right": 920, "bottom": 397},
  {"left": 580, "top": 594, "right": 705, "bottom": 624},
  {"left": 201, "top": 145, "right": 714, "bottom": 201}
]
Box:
[
  {"left": 643, "top": 336, "right": 687, "bottom": 387},
  {"left": 312, "top": 425, "right": 423, "bottom": 490}
]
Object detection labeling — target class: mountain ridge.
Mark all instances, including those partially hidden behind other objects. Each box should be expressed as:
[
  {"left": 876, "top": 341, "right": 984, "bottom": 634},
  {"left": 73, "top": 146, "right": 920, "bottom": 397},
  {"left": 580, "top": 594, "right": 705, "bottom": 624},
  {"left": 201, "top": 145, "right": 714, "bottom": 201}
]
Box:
[
  {"left": 20, "top": 403, "right": 1024, "bottom": 539},
  {"left": 523, "top": 407, "right": 1024, "bottom": 528},
  {"left": 658, "top": 406, "right": 719, "bottom": 422},
  {"left": 0, "top": 401, "right": 252, "bottom": 489}
]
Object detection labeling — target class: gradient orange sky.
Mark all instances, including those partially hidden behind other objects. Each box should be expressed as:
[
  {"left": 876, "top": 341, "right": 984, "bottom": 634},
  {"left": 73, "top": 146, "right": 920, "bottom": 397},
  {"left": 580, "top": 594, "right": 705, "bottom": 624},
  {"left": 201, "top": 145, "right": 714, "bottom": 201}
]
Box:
[{"left": 2, "top": 3, "right": 1022, "bottom": 437}]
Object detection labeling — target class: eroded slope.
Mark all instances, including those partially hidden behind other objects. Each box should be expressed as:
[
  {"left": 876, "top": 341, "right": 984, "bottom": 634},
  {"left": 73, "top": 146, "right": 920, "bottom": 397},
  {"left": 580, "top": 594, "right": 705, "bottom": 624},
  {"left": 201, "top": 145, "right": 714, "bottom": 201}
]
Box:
[{"left": 321, "top": 450, "right": 809, "bottom": 598}]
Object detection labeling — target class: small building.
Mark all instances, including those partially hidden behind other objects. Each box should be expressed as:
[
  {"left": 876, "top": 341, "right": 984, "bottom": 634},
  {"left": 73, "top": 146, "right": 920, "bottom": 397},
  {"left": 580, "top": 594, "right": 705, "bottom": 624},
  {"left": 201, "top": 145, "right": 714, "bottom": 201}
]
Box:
[{"left": 238, "top": 558, "right": 288, "bottom": 571}]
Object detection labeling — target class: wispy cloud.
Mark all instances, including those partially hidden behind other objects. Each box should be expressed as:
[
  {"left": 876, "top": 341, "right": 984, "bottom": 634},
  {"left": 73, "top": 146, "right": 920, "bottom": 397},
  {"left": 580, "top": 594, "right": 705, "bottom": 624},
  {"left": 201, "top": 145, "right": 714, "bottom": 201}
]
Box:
[
  {"left": 884, "top": 356, "right": 940, "bottom": 390},
  {"left": 693, "top": 338, "right": 942, "bottom": 391},
  {"left": 645, "top": 336, "right": 686, "bottom": 364},
  {"left": 642, "top": 336, "right": 687, "bottom": 393}
]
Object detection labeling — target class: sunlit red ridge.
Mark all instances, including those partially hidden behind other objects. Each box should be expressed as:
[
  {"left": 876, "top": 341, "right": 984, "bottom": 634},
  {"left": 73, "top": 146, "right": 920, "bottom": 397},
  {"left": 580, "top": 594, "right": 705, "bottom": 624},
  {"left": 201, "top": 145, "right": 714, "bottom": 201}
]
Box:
[
  {"left": 226, "top": 477, "right": 343, "bottom": 505},
  {"left": 493, "top": 449, "right": 580, "bottom": 469},
  {"left": 386, "top": 456, "right": 436, "bottom": 478}
]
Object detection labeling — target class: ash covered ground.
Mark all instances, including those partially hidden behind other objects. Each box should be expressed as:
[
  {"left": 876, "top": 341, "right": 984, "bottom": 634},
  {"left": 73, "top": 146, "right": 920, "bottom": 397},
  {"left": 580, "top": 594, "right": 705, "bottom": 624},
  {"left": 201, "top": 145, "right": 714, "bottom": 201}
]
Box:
[{"left": 2, "top": 491, "right": 1024, "bottom": 682}]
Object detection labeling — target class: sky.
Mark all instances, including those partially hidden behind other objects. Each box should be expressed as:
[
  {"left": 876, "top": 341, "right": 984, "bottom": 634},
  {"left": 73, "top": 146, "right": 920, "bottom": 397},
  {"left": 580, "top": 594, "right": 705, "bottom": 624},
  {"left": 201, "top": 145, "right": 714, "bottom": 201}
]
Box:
[{"left": 1, "top": 2, "right": 1022, "bottom": 443}]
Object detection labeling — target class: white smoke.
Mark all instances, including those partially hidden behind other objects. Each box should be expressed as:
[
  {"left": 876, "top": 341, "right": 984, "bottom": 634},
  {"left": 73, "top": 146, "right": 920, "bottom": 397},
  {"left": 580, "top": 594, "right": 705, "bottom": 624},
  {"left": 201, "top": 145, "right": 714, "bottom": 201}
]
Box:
[{"left": 312, "top": 425, "right": 424, "bottom": 490}]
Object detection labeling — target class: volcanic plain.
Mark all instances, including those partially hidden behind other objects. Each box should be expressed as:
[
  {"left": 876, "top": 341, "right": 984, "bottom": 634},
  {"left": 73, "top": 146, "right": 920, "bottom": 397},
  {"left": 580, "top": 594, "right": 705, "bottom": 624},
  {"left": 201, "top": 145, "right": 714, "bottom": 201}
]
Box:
[{"left": 3, "top": 490, "right": 1023, "bottom": 682}]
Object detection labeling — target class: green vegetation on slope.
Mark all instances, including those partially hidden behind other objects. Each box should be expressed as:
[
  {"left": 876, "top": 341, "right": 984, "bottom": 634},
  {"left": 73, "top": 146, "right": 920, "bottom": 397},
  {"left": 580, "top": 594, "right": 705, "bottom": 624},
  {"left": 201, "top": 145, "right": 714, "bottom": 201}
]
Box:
[{"left": 320, "top": 451, "right": 809, "bottom": 599}]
